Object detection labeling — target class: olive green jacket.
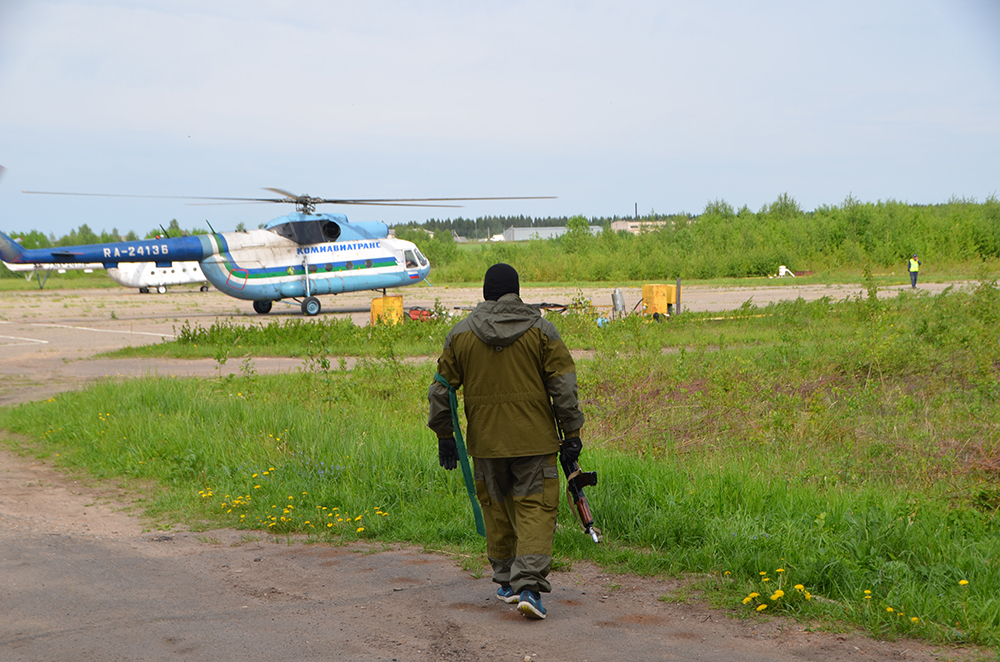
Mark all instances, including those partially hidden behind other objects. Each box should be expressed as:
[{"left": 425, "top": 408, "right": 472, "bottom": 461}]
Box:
[{"left": 427, "top": 293, "right": 585, "bottom": 458}]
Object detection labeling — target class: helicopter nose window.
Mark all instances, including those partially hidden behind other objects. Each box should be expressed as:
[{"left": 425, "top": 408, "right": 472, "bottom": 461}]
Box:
[
  {"left": 414, "top": 248, "right": 428, "bottom": 267},
  {"left": 404, "top": 250, "right": 418, "bottom": 269}
]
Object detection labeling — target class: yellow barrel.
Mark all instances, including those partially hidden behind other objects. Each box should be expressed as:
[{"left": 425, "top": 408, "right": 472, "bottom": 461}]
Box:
[
  {"left": 370, "top": 295, "right": 404, "bottom": 325},
  {"left": 641, "top": 284, "right": 676, "bottom": 316}
]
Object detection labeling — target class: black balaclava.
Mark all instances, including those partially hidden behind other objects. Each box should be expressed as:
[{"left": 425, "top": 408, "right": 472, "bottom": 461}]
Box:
[{"left": 483, "top": 263, "right": 519, "bottom": 301}]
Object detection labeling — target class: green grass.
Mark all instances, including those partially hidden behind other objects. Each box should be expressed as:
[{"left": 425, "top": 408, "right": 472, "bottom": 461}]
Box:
[
  {"left": 0, "top": 272, "right": 119, "bottom": 291},
  {"left": 2, "top": 277, "right": 999, "bottom": 650}
]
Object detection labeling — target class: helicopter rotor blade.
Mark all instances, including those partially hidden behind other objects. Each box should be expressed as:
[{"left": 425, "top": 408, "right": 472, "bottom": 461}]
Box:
[
  {"left": 314, "top": 196, "right": 557, "bottom": 204},
  {"left": 186, "top": 201, "right": 280, "bottom": 207},
  {"left": 320, "top": 201, "right": 463, "bottom": 208},
  {"left": 262, "top": 187, "right": 300, "bottom": 199},
  {"left": 22, "top": 190, "right": 287, "bottom": 204},
  {"left": 22, "top": 190, "right": 556, "bottom": 209}
]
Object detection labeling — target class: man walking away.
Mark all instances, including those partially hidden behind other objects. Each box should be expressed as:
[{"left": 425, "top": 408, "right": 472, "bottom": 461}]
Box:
[
  {"left": 428, "top": 263, "right": 585, "bottom": 620},
  {"left": 909, "top": 254, "right": 921, "bottom": 288}
]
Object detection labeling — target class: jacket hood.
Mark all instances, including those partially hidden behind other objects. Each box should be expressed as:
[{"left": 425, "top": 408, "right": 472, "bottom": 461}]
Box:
[{"left": 467, "top": 293, "right": 540, "bottom": 347}]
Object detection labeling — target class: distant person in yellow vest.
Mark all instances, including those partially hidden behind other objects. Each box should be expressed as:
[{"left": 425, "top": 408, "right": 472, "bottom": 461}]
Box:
[{"left": 908, "top": 254, "right": 921, "bottom": 288}]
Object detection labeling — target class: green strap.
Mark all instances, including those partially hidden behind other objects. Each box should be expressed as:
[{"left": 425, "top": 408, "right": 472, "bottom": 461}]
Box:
[{"left": 434, "top": 373, "right": 486, "bottom": 537}]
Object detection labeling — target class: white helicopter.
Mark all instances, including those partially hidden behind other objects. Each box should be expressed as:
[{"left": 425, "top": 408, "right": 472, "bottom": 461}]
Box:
[
  {"left": 1, "top": 189, "right": 552, "bottom": 315},
  {"left": 107, "top": 261, "right": 210, "bottom": 294},
  {"left": 1, "top": 257, "right": 208, "bottom": 293}
]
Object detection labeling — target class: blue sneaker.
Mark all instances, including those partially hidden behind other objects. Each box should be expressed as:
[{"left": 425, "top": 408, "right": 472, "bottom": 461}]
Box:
[
  {"left": 517, "top": 590, "right": 547, "bottom": 619},
  {"left": 496, "top": 584, "right": 519, "bottom": 604}
]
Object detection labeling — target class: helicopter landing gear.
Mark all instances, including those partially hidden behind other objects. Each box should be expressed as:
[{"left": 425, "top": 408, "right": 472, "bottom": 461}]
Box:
[
  {"left": 302, "top": 296, "right": 321, "bottom": 316},
  {"left": 200, "top": 284, "right": 210, "bottom": 292},
  {"left": 139, "top": 287, "right": 150, "bottom": 294},
  {"left": 156, "top": 285, "right": 167, "bottom": 294},
  {"left": 253, "top": 300, "right": 273, "bottom": 315}
]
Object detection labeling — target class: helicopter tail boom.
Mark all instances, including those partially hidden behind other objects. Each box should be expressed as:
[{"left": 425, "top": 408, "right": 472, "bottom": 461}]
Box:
[
  {"left": 0, "top": 230, "right": 29, "bottom": 264},
  {"left": 0, "top": 229, "right": 213, "bottom": 267}
]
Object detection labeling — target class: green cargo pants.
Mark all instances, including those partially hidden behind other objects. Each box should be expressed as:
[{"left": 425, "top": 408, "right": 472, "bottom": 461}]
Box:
[{"left": 473, "top": 453, "right": 560, "bottom": 594}]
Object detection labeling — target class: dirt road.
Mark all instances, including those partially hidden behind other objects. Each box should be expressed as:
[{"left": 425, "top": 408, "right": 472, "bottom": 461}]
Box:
[{"left": 0, "top": 282, "right": 979, "bottom": 661}]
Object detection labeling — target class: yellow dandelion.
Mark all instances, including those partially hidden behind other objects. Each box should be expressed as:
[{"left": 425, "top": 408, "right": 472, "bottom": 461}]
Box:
[
  {"left": 804, "top": 592, "right": 811, "bottom": 600},
  {"left": 756, "top": 604, "right": 768, "bottom": 611},
  {"left": 763, "top": 577, "right": 770, "bottom": 582},
  {"left": 356, "top": 526, "right": 365, "bottom": 533},
  {"left": 959, "top": 579, "right": 969, "bottom": 586},
  {"left": 743, "top": 597, "right": 753, "bottom": 605},
  {"left": 328, "top": 523, "right": 333, "bottom": 528},
  {"left": 252, "top": 473, "right": 258, "bottom": 478},
  {"left": 864, "top": 589, "right": 871, "bottom": 594},
  {"left": 748, "top": 592, "right": 759, "bottom": 598},
  {"left": 911, "top": 617, "right": 919, "bottom": 624},
  {"left": 354, "top": 515, "right": 362, "bottom": 521},
  {"left": 794, "top": 584, "right": 804, "bottom": 591},
  {"left": 254, "top": 485, "right": 261, "bottom": 489},
  {"left": 776, "top": 568, "right": 784, "bottom": 573},
  {"left": 886, "top": 607, "right": 894, "bottom": 613},
  {"left": 770, "top": 590, "right": 784, "bottom": 600},
  {"left": 759, "top": 571, "right": 767, "bottom": 576}
]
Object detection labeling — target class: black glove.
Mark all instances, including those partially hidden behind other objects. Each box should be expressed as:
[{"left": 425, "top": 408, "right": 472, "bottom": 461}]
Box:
[
  {"left": 561, "top": 437, "right": 583, "bottom": 466},
  {"left": 438, "top": 437, "right": 458, "bottom": 470}
]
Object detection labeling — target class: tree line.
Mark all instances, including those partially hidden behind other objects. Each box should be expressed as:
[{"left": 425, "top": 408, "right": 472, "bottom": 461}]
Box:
[
  {"left": 5, "top": 195, "right": 999, "bottom": 282},
  {"left": 396, "top": 194, "right": 1000, "bottom": 282},
  {"left": 7, "top": 219, "right": 209, "bottom": 250}
]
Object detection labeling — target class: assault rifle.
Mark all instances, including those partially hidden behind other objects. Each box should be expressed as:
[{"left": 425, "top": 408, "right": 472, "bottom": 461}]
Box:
[
  {"left": 553, "top": 406, "right": 601, "bottom": 543},
  {"left": 560, "top": 451, "right": 601, "bottom": 543}
]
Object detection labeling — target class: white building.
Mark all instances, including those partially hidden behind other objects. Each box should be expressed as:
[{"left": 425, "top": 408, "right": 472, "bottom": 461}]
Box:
[
  {"left": 610, "top": 219, "right": 671, "bottom": 234},
  {"left": 502, "top": 225, "right": 602, "bottom": 242}
]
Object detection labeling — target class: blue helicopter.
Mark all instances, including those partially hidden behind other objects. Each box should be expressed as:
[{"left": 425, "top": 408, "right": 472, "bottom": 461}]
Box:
[{"left": 1, "top": 188, "right": 552, "bottom": 315}]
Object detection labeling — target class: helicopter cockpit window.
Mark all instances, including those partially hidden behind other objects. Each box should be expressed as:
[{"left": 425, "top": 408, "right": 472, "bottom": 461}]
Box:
[
  {"left": 404, "top": 250, "right": 418, "bottom": 269},
  {"left": 414, "top": 248, "right": 428, "bottom": 267},
  {"left": 268, "top": 220, "right": 342, "bottom": 245},
  {"left": 321, "top": 221, "right": 340, "bottom": 241}
]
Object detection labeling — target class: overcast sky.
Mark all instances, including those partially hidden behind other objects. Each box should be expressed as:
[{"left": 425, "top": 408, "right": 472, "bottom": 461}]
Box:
[{"left": 1, "top": 0, "right": 998, "bottom": 238}]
